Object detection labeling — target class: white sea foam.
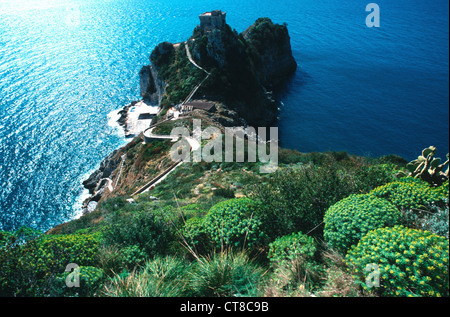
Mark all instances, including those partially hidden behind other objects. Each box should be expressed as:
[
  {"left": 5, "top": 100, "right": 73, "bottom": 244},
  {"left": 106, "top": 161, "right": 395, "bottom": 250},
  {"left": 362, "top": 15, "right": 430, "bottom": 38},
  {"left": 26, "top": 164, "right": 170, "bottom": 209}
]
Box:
[
  {"left": 107, "top": 108, "right": 126, "bottom": 138},
  {"left": 71, "top": 186, "right": 91, "bottom": 219}
]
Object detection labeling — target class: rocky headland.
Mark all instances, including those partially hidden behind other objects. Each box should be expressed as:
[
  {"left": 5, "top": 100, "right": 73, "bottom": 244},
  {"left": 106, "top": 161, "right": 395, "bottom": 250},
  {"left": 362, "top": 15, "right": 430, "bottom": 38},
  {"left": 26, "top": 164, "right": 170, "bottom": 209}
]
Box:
[{"left": 80, "top": 10, "right": 297, "bottom": 213}]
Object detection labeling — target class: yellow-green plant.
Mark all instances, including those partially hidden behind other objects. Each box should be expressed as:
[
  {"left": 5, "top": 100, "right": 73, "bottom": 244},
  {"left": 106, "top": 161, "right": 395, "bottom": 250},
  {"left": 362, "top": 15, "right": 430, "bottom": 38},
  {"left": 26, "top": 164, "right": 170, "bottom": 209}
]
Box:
[
  {"left": 182, "top": 216, "right": 213, "bottom": 255},
  {"left": 324, "top": 194, "right": 401, "bottom": 254},
  {"left": 268, "top": 231, "right": 323, "bottom": 292},
  {"left": 31, "top": 233, "right": 101, "bottom": 272},
  {"left": 57, "top": 266, "right": 104, "bottom": 296},
  {"left": 202, "top": 198, "right": 266, "bottom": 249},
  {"left": 370, "top": 177, "right": 448, "bottom": 211},
  {"left": 0, "top": 232, "right": 101, "bottom": 296},
  {"left": 346, "top": 225, "right": 449, "bottom": 297},
  {"left": 268, "top": 231, "right": 317, "bottom": 266}
]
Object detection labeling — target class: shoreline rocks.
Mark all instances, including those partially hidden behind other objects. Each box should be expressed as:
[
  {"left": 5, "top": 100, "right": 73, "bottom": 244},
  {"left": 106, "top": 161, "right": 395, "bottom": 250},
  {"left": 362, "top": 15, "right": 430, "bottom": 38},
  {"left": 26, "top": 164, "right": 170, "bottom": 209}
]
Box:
[{"left": 81, "top": 149, "right": 122, "bottom": 214}]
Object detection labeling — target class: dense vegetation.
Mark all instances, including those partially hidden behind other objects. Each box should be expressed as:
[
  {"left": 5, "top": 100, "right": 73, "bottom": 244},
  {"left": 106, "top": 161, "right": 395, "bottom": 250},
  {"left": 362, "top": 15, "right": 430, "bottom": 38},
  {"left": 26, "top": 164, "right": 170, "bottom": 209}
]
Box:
[
  {"left": 346, "top": 225, "right": 448, "bottom": 297},
  {"left": 150, "top": 41, "right": 205, "bottom": 109},
  {"left": 1, "top": 144, "right": 447, "bottom": 297}
]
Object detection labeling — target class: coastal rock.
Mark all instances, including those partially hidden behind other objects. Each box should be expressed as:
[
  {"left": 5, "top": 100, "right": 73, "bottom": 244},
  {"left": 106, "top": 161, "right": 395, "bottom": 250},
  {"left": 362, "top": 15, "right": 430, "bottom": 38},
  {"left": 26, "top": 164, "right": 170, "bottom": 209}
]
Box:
[
  {"left": 116, "top": 101, "right": 136, "bottom": 135},
  {"left": 242, "top": 18, "right": 297, "bottom": 87},
  {"left": 139, "top": 65, "right": 155, "bottom": 99},
  {"left": 81, "top": 149, "right": 121, "bottom": 212},
  {"left": 150, "top": 41, "right": 175, "bottom": 64},
  {"left": 135, "top": 12, "right": 296, "bottom": 128},
  {"left": 139, "top": 65, "right": 165, "bottom": 105},
  {"left": 185, "top": 13, "right": 294, "bottom": 127}
]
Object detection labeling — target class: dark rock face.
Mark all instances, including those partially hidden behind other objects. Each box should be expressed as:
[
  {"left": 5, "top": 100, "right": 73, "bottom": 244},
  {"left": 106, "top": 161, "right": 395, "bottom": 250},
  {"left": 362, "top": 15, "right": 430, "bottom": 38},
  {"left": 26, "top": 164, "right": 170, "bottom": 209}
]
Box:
[
  {"left": 139, "top": 65, "right": 156, "bottom": 98},
  {"left": 84, "top": 150, "right": 120, "bottom": 194},
  {"left": 187, "top": 17, "right": 296, "bottom": 127},
  {"left": 82, "top": 149, "right": 121, "bottom": 212},
  {"left": 139, "top": 14, "right": 297, "bottom": 128},
  {"left": 242, "top": 18, "right": 297, "bottom": 87},
  {"left": 138, "top": 41, "right": 175, "bottom": 105},
  {"left": 139, "top": 65, "right": 164, "bottom": 105},
  {"left": 150, "top": 41, "right": 175, "bottom": 65}
]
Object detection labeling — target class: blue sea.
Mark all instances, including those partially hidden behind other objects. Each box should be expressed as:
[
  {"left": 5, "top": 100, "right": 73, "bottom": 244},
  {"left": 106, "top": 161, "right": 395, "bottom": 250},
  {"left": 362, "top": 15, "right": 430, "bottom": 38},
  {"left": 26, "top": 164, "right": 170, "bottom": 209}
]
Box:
[{"left": 0, "top": 0, "right": 448, "bottom": 232}]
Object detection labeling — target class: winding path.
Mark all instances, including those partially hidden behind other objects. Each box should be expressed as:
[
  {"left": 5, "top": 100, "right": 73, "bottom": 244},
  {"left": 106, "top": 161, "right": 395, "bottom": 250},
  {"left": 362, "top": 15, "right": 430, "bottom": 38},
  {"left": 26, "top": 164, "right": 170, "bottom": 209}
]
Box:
[
  {"left": 130, "top": 40, "right": 207, "bottom": 197},
  {"left": 185, "top": 40, "right": 210, "bottom": 75}
]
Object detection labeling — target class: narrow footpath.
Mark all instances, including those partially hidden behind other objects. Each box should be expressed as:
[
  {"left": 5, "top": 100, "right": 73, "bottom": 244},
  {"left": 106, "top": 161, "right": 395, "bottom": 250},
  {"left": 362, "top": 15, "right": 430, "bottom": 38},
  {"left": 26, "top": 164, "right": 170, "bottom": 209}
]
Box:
[{"left": 125, "top": 40, "right": 208, "bottom": 197}]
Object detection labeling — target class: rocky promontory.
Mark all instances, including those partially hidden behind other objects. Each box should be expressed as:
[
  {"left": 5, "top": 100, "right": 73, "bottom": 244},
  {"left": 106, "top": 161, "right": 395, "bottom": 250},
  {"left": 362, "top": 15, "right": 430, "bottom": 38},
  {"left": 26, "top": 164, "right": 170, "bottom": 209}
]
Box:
[
  {"left": 81, "top": 11, "right": 297, "bottom": 210},
  {"left": 139, "top": 10, "right": 297, "bottom": 127}
]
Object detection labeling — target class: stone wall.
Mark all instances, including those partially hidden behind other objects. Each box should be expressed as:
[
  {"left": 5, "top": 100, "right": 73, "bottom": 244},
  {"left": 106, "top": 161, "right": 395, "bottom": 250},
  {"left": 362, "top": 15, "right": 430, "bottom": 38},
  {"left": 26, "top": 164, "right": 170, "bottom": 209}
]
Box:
[{"left": 199, "top": 10, "right": 226, "bottom": 30}]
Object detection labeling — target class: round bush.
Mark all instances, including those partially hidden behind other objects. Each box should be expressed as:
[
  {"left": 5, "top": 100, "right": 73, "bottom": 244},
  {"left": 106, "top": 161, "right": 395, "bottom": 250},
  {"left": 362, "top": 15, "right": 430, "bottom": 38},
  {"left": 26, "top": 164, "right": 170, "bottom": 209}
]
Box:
[
  {"left": 58, "top": 266, "right": 104, "bottom": 296},
  {"left": 346, "top": 225, "right": 449, "bottom": 297},
  {"left": 182, "top": 216, "right": 213, "bottom": 255},
  {"left": 203, "top": 198, "right": 265, "bottom": 248},
  {"left": 370, "top": 178, "right": 448, "bottom": 211},
  {"left": 268, "top": 231, "right": 317, "bottom": 266},
  {"left": 324, "top": 194, "right": 401, "bottom": 254},
  {"left": 103, "top": 211, "right": 173, "bottom": 257},
  {"left": 31, "top": 233, "right": 101, "bottom": 271}
]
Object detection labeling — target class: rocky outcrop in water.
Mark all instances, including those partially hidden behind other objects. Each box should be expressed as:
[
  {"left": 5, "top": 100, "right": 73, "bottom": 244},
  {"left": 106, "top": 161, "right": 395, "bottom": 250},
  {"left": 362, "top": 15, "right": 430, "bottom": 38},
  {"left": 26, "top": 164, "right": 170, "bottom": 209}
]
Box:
[
  {"left": 242, "top": 18, "right": 298, "bottom": 87},
  {"left": 139, "top": 64, "right": 165, "bottom": 105},
  {"left": 81, "top": 11, "right": 297, "bottom": 214},
  {"left": 81, "top": 149, "right": 121, "bottom": 213},
  {"left": 136, "top": 11, "right": 297, "bottom": 128},
  {"left": 185, "top": 14, "right": 296, "bottom": 127}
]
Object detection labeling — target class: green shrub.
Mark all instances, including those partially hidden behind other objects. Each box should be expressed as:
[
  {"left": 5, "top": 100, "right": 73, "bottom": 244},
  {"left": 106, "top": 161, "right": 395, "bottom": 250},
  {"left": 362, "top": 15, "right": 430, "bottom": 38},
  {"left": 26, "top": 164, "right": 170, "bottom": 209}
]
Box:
[
  {"left": 278, "top": 148, "right": 305, "bottom": 164},
  {"left": 351, "top": 163, "right": 399, "bottom": 193},
  {"left": 203, "top": 198, "right": 265, "bottom": 249},
  {"left": 0, "top": 232, "right": 101, "bottom": 296},
  {"left": 370, "top": 178, "right": 448, "bottom": 211},
  {"left": 267, "top": 232, "right": 324, "bottom": 292},
  {"left": 188, "top": 251, "right": 265, "bottom": 297},
  {"left": 253, "top": 160, "right": 397, "bottom": 240},
  {"left": 268, "top": 231, "right": 317, "bottom": 266},
  {"left": 179, "top": 204, "right": 206, "bottom": 218},
  {"left": 214, "top": 187, "right": 235, "bottom": 198},
  {"left": 434, "top": 180, "right": 449, "bottom": 199},
  {"left": 182, "top": 216, "right": 213, "bottom": 255},
  {"left": 57, "top": 266, "right": 104, "bottom": 297},
  {"left": 253, "top": 165, "right": 354, "bottom": 239},
  {"left": 106, "top": 252, "right": 265, "bottom": 297},
  {"left": 376, "top": 154, "right": 408, "bottom": 167},
  {"left": 120, "top": 245, "right": 148, "bottom": 269},
  {"left": 324, "top": 194, "right": 401, "bottom": 254},
  {"left": 103, "top": 211, "right": 173, "bottom": 258},
  {"left": 32, "top": 233, "right": 101, "bottom": 269},
  {"left": 346, "top": 225, "right": 449, "bottom": 297}
]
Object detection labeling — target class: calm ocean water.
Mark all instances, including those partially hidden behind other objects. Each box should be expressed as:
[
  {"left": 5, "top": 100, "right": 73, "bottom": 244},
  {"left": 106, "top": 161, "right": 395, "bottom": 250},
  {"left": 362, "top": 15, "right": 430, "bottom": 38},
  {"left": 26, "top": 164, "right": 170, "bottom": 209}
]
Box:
[{"left": 0, "top": 0, "right": 448, "bottom": 231}]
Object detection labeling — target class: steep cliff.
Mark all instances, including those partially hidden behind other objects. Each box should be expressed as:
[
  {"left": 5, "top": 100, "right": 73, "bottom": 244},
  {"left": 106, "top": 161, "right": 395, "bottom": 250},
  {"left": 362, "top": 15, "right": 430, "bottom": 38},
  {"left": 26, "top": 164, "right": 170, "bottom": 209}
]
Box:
[
  {"left": 139, "top": 65, "right": 164, "bottom": 105},
  {"left": 242, "top": 18, "right": 298, "bottom": 87}
]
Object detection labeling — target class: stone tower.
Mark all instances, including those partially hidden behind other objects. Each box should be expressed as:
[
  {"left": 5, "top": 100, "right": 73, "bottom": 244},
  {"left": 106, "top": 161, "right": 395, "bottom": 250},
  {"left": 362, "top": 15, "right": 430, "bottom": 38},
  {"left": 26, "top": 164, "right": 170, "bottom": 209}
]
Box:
[{"left": 199, "top": 10, "right": 226, "bottom": 30}]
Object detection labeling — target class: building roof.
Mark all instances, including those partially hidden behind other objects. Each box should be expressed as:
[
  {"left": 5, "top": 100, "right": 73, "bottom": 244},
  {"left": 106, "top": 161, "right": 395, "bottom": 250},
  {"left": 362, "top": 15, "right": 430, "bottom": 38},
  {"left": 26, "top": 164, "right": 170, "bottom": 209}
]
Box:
[
  {"left": 200, "top": 10, "right": 225, "bottom": 17},
  {"left": 183, "top": 100, "right": 216, "bottom": 111}
]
